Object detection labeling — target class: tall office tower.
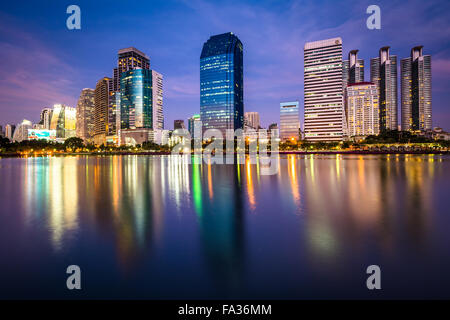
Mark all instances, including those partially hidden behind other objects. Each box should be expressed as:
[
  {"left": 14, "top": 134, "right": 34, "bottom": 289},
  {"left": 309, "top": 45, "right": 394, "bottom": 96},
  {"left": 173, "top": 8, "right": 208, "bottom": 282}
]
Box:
[
  {"left": 244, "top": 112, "right": 260, "bottom": 130},
  {"left": 152, "top": 70, "right": 164, "bottom": 130},
  {"left": 39, "top": 108, "right": 53, "bottom": 129},
  {"left": 304, "top": 38, "right": 344, "bottom": 141},
  {"left": 5, "top": 124, "right": 15, "bottom": 141},
  {"left": 346, "top": 82, "right": 380, "bottom": 137},
  {"left": 50, "top": 104, "right": 76, "bottom": 139},
  {"left": 200, "top": 32, "right": 244, "bottom": 135},
  {"left": 188, "top": 114, "right": 201, "bottom": 137},
  {"left": 113, "top": 47, "right": 150, "bottom": 92},
  {"left": 120, "top": 69, "right": 152, "bottom": 129},
  {"left": 75, "top": 88, "right": 95, "bottom": 142},
  {"left": 370, "top": 47, "right": 398, "bottom": 131},
  {"left": 280, "top": 101, "right": 300, "bottom": 141},
  {"left": 174, "top": 120, "right": 186, "bottom": 130},
  {"left": 401, "top": 46, "right": 432, "bottom": 131},
  {"left": 343, "top": 50, "right": 364, "bottom": 89},
  {"left": 0, "top": 125, "right": 3, "bottom": 137},
  {"left": 93, "top": 77, "right": 112, "bottom": 144}
]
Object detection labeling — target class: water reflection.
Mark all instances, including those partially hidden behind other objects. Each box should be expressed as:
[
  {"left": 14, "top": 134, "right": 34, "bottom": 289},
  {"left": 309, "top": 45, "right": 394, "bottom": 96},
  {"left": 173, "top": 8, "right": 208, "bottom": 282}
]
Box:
[{"left": 1, "top": 154, "right": 448, "bottom": 298}]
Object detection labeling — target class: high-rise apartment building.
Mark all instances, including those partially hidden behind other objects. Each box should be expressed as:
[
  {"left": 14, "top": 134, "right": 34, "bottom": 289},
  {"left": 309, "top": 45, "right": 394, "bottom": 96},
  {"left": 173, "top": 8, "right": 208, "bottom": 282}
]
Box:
[
  {"left": 244, "top": 112, "right": 260, "bottom": 130},
  {"left": 401, "top": 46, "right": 432, "bottom": 131},
  {"left": 200, "top": 32, "right": 244, "bottom": 135},
  {"left": 304, "top": 38, "right": 344, "bottom": 141},
  {"left": 152, "top": 70, "right": 164, "bottom": 130},
  {"left": 343, "top": 50, "right": 364, "bottom": 89},
  {"left": 93, "top": 77, "right": 112, "bottom": 145},
  {"left": 280, "top": 101, "right": 300, "bottom": 141},
  {"left": 76, "top": 88, "right": 95, "bottom": 142},
  {"left": 346, "top": 82, "right": 379, "bottom": 137},
  {"left": 370, "top": 47, "right": 398, "bottom": 131}
]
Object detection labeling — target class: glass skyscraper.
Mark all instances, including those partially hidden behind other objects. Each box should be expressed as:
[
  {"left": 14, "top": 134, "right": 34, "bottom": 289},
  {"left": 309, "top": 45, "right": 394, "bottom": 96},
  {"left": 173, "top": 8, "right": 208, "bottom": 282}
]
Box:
[
  {"left": 120, "top": 69, "right": 152, "bottom": 129},
  {"left": 200, "top": 32, "right": 244, "bottom": 135},
  {"left": 280, "top": 102, "right": 300, "bottom": 141}
]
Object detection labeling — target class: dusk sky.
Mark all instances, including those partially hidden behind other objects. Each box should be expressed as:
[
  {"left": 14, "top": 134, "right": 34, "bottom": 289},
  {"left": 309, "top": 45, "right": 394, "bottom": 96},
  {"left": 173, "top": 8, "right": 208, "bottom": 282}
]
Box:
[{"left": 1, "top": 0, "right": 450, "bottom": 130}]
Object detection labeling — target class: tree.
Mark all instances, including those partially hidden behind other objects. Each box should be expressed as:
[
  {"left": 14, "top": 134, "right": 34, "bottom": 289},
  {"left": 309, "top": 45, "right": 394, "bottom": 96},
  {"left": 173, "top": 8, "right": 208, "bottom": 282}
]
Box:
[{"left": 64, "top": 137, "right": 84, "bottom": 150}]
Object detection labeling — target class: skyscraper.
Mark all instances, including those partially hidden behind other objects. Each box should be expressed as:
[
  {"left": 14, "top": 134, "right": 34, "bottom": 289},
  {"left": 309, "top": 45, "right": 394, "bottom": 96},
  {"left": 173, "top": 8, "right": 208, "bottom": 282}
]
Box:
[
  {"left": 244, "top": 112, "right": 260, "bottom": 130},
  {"left": 39, "top": 108, "right": 53, "bottom": 130},
  {"left": 152, "top": 70, "right": 164, "bottom": 130},
  {"left": 304, "top": 38, "right": 344, "bottom": 141},
  {"left": 280, "top": 101, "right": 300, "bottom": 141},
  {"left": 188, "top": 114, "right": 201, "bottom": 137},
  {"left": 371, "top": 47, "right": 398, "bottom": 131},
  {"left": 12, "top": 119, "right": 32, "bottom": 142},
  {"left": 113, "top": 47, "right": 150, "bottom": 92},
  {"left": 343, "top": 50, "right": 364, "bottom": 90},
  {"left": 401, "top": 46, "right": 432, "bottom": 131},
  {"left": 120, "top": 69, "right": 152, "bottom": 130},
  {"left": 93, "top": 77, "right": 112, "bottom": 145},
  {"left": 76, "top": 88, "right": 95, "bottom": 142},
  {"left": 346, "top": 82, "right": 379, "bottom": 137},
  {"left": 200, "top": 32, "right": 244, "bottom": 135}
]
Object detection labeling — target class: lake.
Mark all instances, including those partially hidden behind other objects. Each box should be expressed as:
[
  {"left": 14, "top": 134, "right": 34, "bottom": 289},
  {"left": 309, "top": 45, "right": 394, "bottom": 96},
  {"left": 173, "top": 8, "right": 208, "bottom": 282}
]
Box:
[{"left": 0, "top": 154, "right": 449, "bottom": 299}]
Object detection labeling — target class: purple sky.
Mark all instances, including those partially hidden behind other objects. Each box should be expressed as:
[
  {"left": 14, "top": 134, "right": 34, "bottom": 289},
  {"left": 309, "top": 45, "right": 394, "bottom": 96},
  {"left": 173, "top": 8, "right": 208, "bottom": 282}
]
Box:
[{"left": 1, "top": 0, "right": 450, "bottom": 130}]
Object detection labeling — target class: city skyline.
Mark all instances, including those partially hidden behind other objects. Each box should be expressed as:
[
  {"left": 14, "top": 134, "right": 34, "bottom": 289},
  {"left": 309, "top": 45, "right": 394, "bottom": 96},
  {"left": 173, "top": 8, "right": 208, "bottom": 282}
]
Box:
[{"left": 1, "top": 0, "right": 450, "bottom": 131}]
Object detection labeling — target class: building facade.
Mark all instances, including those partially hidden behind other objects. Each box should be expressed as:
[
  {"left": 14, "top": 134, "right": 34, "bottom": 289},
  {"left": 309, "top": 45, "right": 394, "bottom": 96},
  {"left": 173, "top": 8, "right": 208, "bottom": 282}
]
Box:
[
  {"left": 174, "top": 120, "right": 186, "bottom": 130},
  {"left": 343, "top": 50, "right": 364, "bottom": 89},
  {"left": 120, "top": 69, "right": 152, "bottom": 130},
  {"left": 401, "top": 46, "right": 432, "bottom": 131},
  {"left": 244, "top": 112, "right": 260, "bottom": 130},
  {"left": 113, "top": 47, "right": 150, "bottom": 92},
  {"left": 370, "top": 47, "right": 398, "bottom": 131},
  {"left": 346, "top": 82, "right": 379, "bottom": 137},
  {"left": 39, "top": 108, "right": 53, "bottom": 130},
  {"left": 280, "top": 101, "right": 300, "bottom": 141},
  {"left": 200, "top": 32, "right": 244, "bottom": 135},
  {"left": 5, "top": 124, "right": 15, "bottom": 141},
  {"left": 93, "top": 77, "right": 112, "bottom": 145},
  {"left": 188, "top": 114, "right": 201, "bottom": 137},
  {"left": 304, "top": 38, "right": 344, "bottom": 141},
  {"left": 12, "top": 119, "right": 32, "bottom": 142},
  {"left": 152, "top": 70, "right": 164, "bottom": 130},
  {"left": 49, "top": 104, "right": 76, "bottom": 139},
  {"left": 76, "top": 88, "right": 95, "bottom": 142}
]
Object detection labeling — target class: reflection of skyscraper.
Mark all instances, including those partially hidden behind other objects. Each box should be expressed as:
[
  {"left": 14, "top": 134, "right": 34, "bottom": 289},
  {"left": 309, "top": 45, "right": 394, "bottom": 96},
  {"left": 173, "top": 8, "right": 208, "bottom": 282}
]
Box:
[
  {"left": 280, "top": 101, "right": 300, "bottom": 141},
  {"left": 93, "top": 77, "right": 112, "bottom": 145},
  {"left": 76, "top": 88, "right": 95, "bottom": 142},
  {"left": 200, "top": 32, "right": 244, "bottom": 134},
  {"left": 304, "top": 38, "right": 344, "bottom": 141},
  {"left": 401, "top": 46, "right": 432, "bottom": 131},
  {"left": 371, "top": 47, "right": 398, "bottom": 131}
]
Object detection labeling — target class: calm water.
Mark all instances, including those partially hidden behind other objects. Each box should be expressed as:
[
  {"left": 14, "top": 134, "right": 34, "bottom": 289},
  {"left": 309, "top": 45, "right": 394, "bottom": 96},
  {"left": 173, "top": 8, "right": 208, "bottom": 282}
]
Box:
[{"left": 0, "top": 154, "right": 449, "bottom": 299}]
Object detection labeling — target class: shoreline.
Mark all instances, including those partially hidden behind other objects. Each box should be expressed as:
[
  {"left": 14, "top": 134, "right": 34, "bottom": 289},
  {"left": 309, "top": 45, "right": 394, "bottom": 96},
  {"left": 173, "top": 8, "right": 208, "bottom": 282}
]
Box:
[{"left": 0, "top": 150, "right": 449, "bottom": 158}]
